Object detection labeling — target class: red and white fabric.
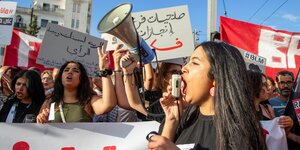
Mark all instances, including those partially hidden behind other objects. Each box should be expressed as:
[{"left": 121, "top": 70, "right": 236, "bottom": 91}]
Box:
[{"left": 220, "top": 16, "right": 300, "bottom": 78}]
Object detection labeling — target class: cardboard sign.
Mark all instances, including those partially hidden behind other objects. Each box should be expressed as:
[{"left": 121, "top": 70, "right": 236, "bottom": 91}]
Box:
[
  {"left": 239, "top": 48, "right": 267, "bottom": 73},
  {"left": 37, "top": 23, "right": 108, "bottom": 76},
  {"left": 102, "top": 5, "right": 194, "bottom": 61},
  {"left": 132, "top": 5, "right": 194, "bottom": 61},
  {"left": 101, "top": 33, "right": 128, "bottom": 51},
  {"left": 0, "top": 121, "right": 160, "bottom": 150},
  {"left": 0, "top": 1, "right": 17, "bottom": 45}
]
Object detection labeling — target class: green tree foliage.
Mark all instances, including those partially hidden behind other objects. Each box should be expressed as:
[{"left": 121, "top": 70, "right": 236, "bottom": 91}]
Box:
[{"left": 25, "top": 15, "right": 40, "bottom": 37}]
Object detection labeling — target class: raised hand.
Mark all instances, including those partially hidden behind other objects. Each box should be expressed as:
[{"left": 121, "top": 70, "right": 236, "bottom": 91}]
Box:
[
  {"left": 279, "top": 115, "right": 294, "bottom": 134},
  {"left": 36, "top": 108, "right": 50, "bottom": 124},
  {"left": 113, "top": 44, "right": 127, "bottom": 70},
  {"left": 160, "top": 83, "right": 182, "bottom": 124},
  {"left": 120, "top": 52, "right": 137, "bottom": 74},
  {"left": 97, "top": 46, "right": 109, "bottom": 70},
  {"left": 1, "top": 74, "right": 13, "bottom": 92},
  {"left": 148, "top": 134, "right": 180, "bottom": 150}
]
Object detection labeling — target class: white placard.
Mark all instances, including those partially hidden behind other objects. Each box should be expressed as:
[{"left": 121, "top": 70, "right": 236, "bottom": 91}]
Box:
[
  {"left": 132, "top": 5, "right": 194, "bottom": 61},
  {"left": 0, "top": 121, "right": 160, "bottom": 150},
  {"left": 238, "top": 48, "right": 267, "bottom": 73},
  {"left": 101, "top": 5, "right": 194, "bottom": 61},
  {"left": 0, "top": 1, "right": 17, "bottom": 45},
  {"left": 101, "top": 33, "right": 128, "bottom": 51},
  {"left": 37, "top": 23, "right": 108, "bottom": 76},
  {"left": 101, "top": 5, "right": 193, "bottom": 61}
]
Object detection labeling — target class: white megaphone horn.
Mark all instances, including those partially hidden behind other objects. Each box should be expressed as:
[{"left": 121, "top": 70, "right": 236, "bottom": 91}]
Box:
[{"left": 97, "top": 3, "right": 154, "bottom": 68}]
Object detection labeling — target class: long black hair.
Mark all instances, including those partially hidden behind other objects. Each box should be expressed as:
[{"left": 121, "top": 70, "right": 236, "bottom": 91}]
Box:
[
  {"left": 11, "top": 69, "right": 45, "bottom": 113},
  {"left": 200, "top": 42, "right": 266, "bottom": 150},
  {"left": 247, "top": 70, "right": 264, "bottom": 99},
  {"left": 52, "top": 61, "right": 94, "bottom": 105}
]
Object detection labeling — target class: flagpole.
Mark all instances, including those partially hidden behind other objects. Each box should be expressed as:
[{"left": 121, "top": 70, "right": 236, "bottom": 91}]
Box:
[
  {"left": 0, "top": 45, "right": 5, "bottom": 66},
  {"left": 207, "top": 0, "right": 217, "bottom": 41}
]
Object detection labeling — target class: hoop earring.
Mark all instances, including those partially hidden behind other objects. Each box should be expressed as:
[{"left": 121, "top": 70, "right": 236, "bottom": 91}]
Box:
[{"left": 210, "top": 87, "right": 215, "bottom": 96}]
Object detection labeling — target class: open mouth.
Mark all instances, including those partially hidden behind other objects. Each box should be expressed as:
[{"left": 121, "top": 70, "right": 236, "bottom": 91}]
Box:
[
  {"left": 66, "top": 75, "right": 73, "bottom": 80},
  {"left": 16, "top": 91, "right": 23, "bottom": 97},
  {"left": 181, "top": 76, "right": 187, "bottom": 97}
]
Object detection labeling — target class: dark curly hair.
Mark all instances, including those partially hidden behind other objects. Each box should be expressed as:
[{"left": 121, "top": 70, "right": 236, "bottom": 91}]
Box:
[{"left": 52, "top": 61, "right": 94, "bottom": 105}]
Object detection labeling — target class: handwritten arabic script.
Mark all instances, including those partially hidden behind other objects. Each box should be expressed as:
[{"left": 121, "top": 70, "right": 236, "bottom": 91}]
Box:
[
  {"left": 134, "top": 11, "right": 185, "bottom": 41},
  {"left": 130, "top": 5, "right": 194, "bottom": 61},
  {"left": 46, "top": 27, "right": 104, "bottom": 57},
  {"left": 37, "top": 23, "right": 107, "bottom": 76}
]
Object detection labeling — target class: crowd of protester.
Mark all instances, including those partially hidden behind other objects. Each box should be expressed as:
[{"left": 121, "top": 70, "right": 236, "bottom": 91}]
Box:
[{"left": 0, "top": 41, "right": 299, "bottom": 149}]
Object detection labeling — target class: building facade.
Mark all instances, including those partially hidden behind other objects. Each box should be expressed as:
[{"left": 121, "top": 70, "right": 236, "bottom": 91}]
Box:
[{"left": 14, "top": 0, "right": 92, "bottom": 39}]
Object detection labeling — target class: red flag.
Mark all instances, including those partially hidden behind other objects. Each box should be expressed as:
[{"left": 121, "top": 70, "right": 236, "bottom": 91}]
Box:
[
  {"left": 3, "top": 29, "right": 51, "bottom": 72},
  {"left": 220, "top": 16, "right": 300, "bottom": 79}
]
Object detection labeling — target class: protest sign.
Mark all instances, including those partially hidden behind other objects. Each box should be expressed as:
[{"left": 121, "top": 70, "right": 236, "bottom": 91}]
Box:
[
  {"left": 101, "top": 33, "right": 128, "bottom": 51},
  {"left": 0, "top": 121, "right": 160, "bottom": 150},
  {"left": 238, "top": 48, "right": 267, "bottom": 73},
  {"left": 133, "top": 5, "right": 194, "bottom": 61},
  {"left": 102, "top": 5, "right": 194, "bottom": 61},
  {"left": 0, "top": 1, "right": 17, "bottom": 45},
  {"left": 37, "top": 23, "right": 107, "bottom": 76},
  {"left": 221, "top": 16, "right": 300, "bottom": 78}
]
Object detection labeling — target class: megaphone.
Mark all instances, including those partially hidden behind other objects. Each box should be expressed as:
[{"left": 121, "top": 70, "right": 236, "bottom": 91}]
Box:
[{"left": 97, "top": 3, "right": 154, "bottom": 68}]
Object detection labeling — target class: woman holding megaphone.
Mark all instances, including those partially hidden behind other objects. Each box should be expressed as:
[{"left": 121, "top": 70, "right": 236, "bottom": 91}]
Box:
[{"left": 147, "top": 42, "right": 267, "bottom": 150}]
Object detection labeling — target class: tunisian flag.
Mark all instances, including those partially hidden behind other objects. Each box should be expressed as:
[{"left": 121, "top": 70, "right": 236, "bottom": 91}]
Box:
[
  {"left": 220, "top": 16, "right": 300, "bottom": 78},
  {"left": 3, "top": 29, "right": 50, "bottom": 71}
]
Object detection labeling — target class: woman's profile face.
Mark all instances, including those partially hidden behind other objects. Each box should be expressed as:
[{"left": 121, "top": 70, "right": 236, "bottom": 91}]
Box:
[
  {"left": 181, "top": 46, "right": 213, "bottom": 105},
  {"left": 258, "top": 76, "right": 269, "bottom": 101},
  {"left": 61, "top": 63, "right": 81, "bottom": 89}
]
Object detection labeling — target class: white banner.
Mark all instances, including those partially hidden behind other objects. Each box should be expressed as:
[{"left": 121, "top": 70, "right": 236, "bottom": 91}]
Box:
[
  {"left": 37, "top": 23, "right": 108, "bottom": 76},
  {"left": 0, "top": 121, "right": 160, "bottom": 150},
  {"left": 260, "top": 117, "right": 288, "bottom": 150},
  {"left": 0, "top": 1, "right": 17, "bottom": 45}
]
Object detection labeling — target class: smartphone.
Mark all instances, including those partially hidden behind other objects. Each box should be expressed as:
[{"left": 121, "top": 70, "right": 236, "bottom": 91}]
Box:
[{"left": 172, "top": 74, "right": 181, "bottom": 99}]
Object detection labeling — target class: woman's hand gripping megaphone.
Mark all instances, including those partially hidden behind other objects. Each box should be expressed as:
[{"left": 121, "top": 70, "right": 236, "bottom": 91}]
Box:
[{"left": 121, "top": 52, "right": 138, "bottom": 75}]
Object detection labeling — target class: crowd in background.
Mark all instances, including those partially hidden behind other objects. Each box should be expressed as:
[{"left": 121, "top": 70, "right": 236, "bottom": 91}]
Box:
[{"left": 0, "top": 41, "right": 299, "bottom": 149}]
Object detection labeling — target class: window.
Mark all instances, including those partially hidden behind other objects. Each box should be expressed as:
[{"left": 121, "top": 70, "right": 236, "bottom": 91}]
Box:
[
  {"left": 72, "top": 3, "right": 76, "bottom": 12},
  {"left": 52, "top": 5, "right": 59, "bottom": 12},
  {"left": 71, "top": 19, "right": 75, "bottom": 28},
  {"left": 15, "top": 15, "right": 23, "bottom": 23},
  {"left": 41, "top": 19, "right": 48, "bottom": 27},
  {"left": 73, "top": 3, "right": 80, "bottom": 13},
  {"left": 77, "top": 4, "right": 80, "bottom": 13},
  {"left": 51, "top": 21, "right": 58, "bottom": 24},
  {"left": 43, "top": 3, "right": 50, "bottom": 11},
  {"left": 76, "top": 20, "right": 79, "bottom": 28}
]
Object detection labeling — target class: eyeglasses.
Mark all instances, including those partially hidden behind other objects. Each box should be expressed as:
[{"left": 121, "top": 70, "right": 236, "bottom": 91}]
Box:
[
  {"left": 166, "top": 70, "right": 182, "bottom": 75},
  {"left": 42, "top": 77, "right": 53, "bottom": 81},
  {"left": 278, "top": 81, "right": 293, "bottom": 86}
]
